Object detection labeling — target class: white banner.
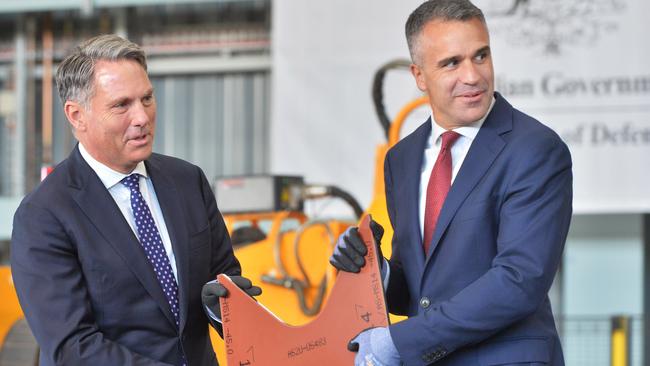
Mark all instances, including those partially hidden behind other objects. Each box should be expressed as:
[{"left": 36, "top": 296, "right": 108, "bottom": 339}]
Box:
[
  {"left": 272, "top": 0, "right": 650, "bottom": 215},
  {"left": 479, "top": 0, "right": 650, "bottom": 213}
]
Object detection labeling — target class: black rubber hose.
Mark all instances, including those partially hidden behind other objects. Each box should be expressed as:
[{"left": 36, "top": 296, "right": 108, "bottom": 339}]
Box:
[
  {"left": 371, "top": 59, "right": 412, "bottom": 139},
  {"left": 325, "top": 186, "right": 364, "bottom": 219}
]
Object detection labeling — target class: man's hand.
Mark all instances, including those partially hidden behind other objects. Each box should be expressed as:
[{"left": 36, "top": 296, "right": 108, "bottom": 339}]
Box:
[
  {"left": 348, "top": 327, "right": 400, "bottom": 366},
  {"left": 330, "top": 220, "right": 384, "bottom": 273},
  {"left": 201, "top": 275, "right": 262, "bottom": 320}
]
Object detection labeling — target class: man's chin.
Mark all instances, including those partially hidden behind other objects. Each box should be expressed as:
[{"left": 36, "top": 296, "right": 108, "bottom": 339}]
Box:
[
  {"left": 128, "top": 146, "right": 153, "bottom": 163},
  {"left": 456, "top": 107, "right": 491, "bottom": 125},
  {"left": 138, "top": 150, "right": 153, "bottom": 162}
]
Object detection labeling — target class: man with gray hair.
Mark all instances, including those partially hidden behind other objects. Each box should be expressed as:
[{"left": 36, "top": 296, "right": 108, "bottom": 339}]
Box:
[
  {"left": 331, "top": 1, "right": 571, "bottom": 365},
  {"left": 11, "top": 34, "right": 260, "bottom": 365}
]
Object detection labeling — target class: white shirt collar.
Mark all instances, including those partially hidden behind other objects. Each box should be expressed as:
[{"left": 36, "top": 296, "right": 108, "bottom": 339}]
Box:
[
  {"left": 78, "top": 143, "right": 148, "bottom": 189},
  {"left": 429, "top": 96, "right": 496, "bottom": 146}
]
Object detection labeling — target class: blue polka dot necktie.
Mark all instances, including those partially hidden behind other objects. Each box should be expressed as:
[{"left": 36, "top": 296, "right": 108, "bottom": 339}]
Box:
[{"left": 121, "top": 174, "right": 180, "bottom": 329}]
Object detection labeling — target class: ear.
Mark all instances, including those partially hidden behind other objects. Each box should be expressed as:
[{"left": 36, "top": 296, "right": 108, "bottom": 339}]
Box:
[
  {"left": 64, "top": 101, "right": 86, "bottom": 132},
  {"left": 410, "top": 63, "right": 427, "bottom": 92}
]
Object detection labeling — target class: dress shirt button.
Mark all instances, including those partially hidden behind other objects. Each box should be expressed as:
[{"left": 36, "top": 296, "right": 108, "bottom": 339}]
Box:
[{"left": 420, "top": 297, "right": 431, "bottom": 309}]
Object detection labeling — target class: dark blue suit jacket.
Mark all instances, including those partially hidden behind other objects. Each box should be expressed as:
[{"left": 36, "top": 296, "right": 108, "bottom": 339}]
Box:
[
  {"left": 385, "top": 94, "right": 572, "bottom": 365},
  {"left": 11, "top": 146, "right": 241, "bottom": 365}
]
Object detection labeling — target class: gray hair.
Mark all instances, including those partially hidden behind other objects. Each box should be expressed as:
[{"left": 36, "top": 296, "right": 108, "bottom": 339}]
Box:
[
  {"left": 55, "top": 34, "right": 147, "bottom": 107},
  {"left": 406, "top": 0, "right": 486, "bottom": 64}
]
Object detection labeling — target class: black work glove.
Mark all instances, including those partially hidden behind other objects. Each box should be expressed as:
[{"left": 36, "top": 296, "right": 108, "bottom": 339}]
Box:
[
  {"left": 201, "top": 275, "right": 262, "bottom": 320},
  {"left": 329, "top": 219, "right": 384, "bottom": 273}
]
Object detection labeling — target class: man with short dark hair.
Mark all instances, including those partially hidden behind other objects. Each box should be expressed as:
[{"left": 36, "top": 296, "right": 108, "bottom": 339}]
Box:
[
  {"left": 332, "top": 1, "right": 572, "bottom": 365},
  {"left": 11, "top": 34, "right": 259, "bottom": 366}
]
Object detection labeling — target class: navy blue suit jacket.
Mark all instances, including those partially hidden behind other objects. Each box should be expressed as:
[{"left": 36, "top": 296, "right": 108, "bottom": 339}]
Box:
[
  {"left": 384, "top": 94, "right": 572, "bottom": 365},
  {"left": 11, "top": 146, "right": 241, "bottom": 365}
]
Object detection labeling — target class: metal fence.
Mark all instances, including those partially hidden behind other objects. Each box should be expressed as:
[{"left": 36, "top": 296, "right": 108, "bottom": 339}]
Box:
[{"left": 560, "top": 315, "right": 643, "bottom": 366}]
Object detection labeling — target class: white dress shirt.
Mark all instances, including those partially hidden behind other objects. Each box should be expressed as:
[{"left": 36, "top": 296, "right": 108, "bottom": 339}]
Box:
[
  {"left": 79, "top": 144, "right": 178, "bottom": 282},
  {"left": 418, "top": 98, "right": 496, "bottom": 240}
]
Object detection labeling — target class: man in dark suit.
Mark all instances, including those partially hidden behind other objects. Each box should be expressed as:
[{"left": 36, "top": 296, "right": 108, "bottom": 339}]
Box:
[
  {"left": 331, "top": 1, "right": 572, "bottom": 365},
  {"left": 11, "top": 34, "right": 258, "bottom": 366}
]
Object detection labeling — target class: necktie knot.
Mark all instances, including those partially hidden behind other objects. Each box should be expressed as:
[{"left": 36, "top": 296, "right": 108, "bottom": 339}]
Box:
[
  {"left": 121, "top": 173, "right": 141, "bottom": 191},
  {"left": 440, "top": 131, "right": 461, "bottom": 151}
]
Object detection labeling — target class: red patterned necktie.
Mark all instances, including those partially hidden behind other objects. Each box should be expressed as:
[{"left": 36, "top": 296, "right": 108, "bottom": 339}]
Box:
[{"left": 423, "top": 131, "right": 461, "bottom": 255}]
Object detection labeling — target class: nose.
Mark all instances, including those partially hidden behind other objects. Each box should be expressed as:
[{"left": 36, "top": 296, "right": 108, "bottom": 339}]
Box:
[
  {"left": 130, "top": 100, "right": 151, "bottom": 127},
  {"left": 459, "top": 60, "right": 480, "bottom": 85}
]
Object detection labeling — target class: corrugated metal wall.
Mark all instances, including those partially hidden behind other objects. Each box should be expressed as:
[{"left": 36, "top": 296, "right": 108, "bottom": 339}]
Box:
[{"left": 152, "top": 71, "right": 270, "bottom": 181}]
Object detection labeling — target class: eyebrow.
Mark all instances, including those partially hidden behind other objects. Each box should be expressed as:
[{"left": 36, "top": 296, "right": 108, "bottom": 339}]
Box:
[
  {"left": 436, "top": 45, "right": 491, "bottom": 68},
  {"left": 474, "top": 46, "right": 491, "bottom": 57},
  {"left": 437, "top": 54, "right": 458, "bottom": 68},
  {"left": 107, "top": 88, "right": 154, "bottom": 107}
]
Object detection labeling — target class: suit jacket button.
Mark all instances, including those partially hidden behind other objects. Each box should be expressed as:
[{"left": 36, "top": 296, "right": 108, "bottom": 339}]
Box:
[{"left": 419, "top": 297, "right": 431, "bottom": 309}]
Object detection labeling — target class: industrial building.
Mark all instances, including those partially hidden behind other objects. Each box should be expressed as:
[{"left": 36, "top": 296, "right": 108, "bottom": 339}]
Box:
[{"left": 0, "top": 0, "right": 647, "bottom": 365}]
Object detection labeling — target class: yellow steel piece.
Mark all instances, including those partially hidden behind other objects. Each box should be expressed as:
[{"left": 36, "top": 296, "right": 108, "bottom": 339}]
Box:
[
  {"left": 0, "top": 266, "right": 24, "bottom": 348},
  {"left": 611, "top": 316, "right": 629, "bottom": 366},
  {"left": 223, "top": 211, "right": 306, "bottom": 234}
]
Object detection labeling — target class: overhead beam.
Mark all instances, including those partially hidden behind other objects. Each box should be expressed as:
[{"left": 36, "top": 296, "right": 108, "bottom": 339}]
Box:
[
  {"left": 147, "top": 54, "right": 270, "bottom": 76},
  {"left": 0, "top": 0, "right": 263, "bottom": 14}
]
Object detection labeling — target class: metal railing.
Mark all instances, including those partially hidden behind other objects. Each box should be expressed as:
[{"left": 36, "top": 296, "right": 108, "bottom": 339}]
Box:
[{"left": 559, "top": 315, "right": 643, "bottom": 366}]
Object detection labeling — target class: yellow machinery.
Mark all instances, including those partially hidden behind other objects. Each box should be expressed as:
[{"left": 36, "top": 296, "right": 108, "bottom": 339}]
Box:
[
  {"left": 0, "top": 267, "right": 39, "bottom": 365},
  {"left": 0, "top": 267, "right": 21, "bottom": 347},
  {"left": 206, "top": 183, "right": 366, "bottom": 363}
]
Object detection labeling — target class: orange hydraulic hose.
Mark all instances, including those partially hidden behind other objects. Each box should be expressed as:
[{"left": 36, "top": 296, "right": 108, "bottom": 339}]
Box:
[{"left": 388, "top": 96, "right": 429, "bottom": 147}]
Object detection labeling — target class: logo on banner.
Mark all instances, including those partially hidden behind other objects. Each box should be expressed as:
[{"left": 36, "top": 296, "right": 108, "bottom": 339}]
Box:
[{"left": 479, "top": 0, "right": 626, "bottom": 54}]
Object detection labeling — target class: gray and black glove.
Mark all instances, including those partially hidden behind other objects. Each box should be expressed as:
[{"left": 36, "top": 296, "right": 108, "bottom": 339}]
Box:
[
  {"left": 201, "top": 275, "right": 262, "bottom": 320},
  {"left": 329, "top": 220, "right": 384, "bottom": 273}
]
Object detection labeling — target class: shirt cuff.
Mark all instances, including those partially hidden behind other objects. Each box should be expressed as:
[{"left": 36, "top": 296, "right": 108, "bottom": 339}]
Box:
[
  {"left": 204, "top": 304, "right": 222, "bottom": 323},
  {"left": 381, "top": 258, "right": 390, "bottom": 290}
]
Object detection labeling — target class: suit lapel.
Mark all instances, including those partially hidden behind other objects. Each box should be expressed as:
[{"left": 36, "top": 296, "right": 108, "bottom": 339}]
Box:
[
  {"left": 396, "top": 120, "right": 432, "bottom": 271},
  {"left": 68, "top": 147, "right": 178, "bottom": 329},
  {"left": 146, "top": 157, "right": 191, "bottom": 334},
  {"left": 424, "top": 94, "right": 513, "bottom": 265}
]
